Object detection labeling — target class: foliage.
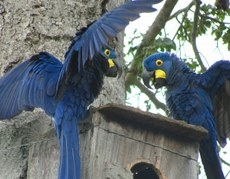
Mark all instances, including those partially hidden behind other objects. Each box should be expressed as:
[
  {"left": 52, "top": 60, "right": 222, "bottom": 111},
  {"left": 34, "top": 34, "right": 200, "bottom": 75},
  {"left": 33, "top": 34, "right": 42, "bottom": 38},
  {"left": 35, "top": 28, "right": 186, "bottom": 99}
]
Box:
[{"left": 125, "top": 1, "right": 230, "bottom": 111}]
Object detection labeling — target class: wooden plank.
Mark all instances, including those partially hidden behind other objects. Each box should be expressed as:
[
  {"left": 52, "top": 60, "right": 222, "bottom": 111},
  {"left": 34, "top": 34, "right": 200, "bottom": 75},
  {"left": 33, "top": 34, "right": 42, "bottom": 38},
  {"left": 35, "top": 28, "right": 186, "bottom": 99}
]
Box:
[
  {"left": 97, "top": 103, "right": 207, "bottom": 142},
  {"left": 78, "top": 105, "right": 202, "bottom": 179},
  {"left": 85, "top": 122, "right": 199, "bottom": 179}
]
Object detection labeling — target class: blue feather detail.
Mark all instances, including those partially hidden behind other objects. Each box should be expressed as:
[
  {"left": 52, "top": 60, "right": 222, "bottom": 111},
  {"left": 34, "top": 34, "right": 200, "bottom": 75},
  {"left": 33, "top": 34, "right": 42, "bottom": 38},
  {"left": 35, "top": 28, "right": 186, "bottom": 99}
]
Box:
[
  {"left": 0, "top": 52, "right": 61, "bottom": 118},
  {"left": 61, "top": 0, "right": 163, "bottom": 76}
]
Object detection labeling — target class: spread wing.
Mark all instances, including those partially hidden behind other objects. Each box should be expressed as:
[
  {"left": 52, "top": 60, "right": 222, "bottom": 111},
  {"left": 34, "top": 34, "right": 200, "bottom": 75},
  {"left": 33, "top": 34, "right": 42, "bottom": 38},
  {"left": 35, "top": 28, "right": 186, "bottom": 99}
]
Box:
[
  {"left": 199, "top": 60, "right": 230, "bottom": 147},
  {"left": 0, "top": 52, "right": 62, "bottom": 119},
  {"left": 57, "top": 0, "right": 163, "bottom": 98},
  {"left": 213, "top": 81, "right": 230, "bottom": 147},
  {"left": 68, "top": 0, "right": 163, "bottom": 70}
]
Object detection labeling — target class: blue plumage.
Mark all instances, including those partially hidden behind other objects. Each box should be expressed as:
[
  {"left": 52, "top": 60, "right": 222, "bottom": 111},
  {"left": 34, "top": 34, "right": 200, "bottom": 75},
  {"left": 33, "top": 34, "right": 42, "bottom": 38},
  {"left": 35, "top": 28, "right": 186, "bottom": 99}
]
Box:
[
  {"left": 0, "top": 49, "right": 118, "bottom": 179},
  {"left": 142, "top": 52, "right": 230, "bottom": 179},
  {"left": 0, "top": 0, "right": 162, "bottom": 178}
]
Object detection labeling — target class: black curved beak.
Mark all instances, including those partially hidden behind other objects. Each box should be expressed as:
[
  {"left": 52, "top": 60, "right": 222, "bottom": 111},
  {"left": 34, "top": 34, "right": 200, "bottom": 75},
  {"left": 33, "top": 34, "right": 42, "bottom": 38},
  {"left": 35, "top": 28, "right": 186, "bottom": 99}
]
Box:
[
  {"left": 142, "top": 69, "right": 154, "bottom": 89},
  {"left": 142, "top": 69, "right": 166, "bottom": 89},
  {"left": 106, "top": 57, "right": 123, "bottom": 78}
]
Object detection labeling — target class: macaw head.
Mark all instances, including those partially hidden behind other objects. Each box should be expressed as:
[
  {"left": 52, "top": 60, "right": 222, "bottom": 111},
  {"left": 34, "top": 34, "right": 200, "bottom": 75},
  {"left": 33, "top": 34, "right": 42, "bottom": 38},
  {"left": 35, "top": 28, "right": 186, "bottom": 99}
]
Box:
[
  {"left": 142, "top": 52, "right": 173, "bottom": 89},
  {"left": 93, "top": 47, "right": 122, "bottom": 78}
]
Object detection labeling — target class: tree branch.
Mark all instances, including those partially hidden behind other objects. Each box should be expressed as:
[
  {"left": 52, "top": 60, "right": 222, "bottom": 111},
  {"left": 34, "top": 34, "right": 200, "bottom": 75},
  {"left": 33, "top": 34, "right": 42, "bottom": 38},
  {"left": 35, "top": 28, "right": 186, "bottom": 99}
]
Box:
[
  {"left": 171, "top": 2, "right": 194, "bottom": 41},
  {"left": 125, "top": 0, "right": 179, "bottom": 85},
  {"left": 125, "top": 0, "right": 178, "bottom": 111},
  {"left": 132, "top": 77, "right": 167, "bottom": 111},
  {"left": 199, "top": 13, "right": 230, "bottom": 26},
  {"left": 190, "top": 0, "right": 206, "bottom": 71},
  {"left": 169, "top": 1, "right": 194, "bottom": 21}
]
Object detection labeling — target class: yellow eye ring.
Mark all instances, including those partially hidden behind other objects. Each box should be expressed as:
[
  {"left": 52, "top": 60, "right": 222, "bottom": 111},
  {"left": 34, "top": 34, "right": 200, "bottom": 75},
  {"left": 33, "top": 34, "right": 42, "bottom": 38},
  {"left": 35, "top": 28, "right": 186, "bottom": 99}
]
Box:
[
  {"left": 156, "top": 59, "right": 163, "bottom": 66},
  {"left": 104, "top": 49, "right": 110, "bottom": 56}
]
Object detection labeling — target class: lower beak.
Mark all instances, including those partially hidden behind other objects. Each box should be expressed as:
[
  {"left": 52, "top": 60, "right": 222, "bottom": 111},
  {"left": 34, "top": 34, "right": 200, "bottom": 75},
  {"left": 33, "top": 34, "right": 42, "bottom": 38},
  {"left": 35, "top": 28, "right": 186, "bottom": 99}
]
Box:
[
  {"left": 154, "top": 69, "right": 166, "bottom": 89},
  {"left": 142, "top": 69, "right": 167, "bottom": 89},
  {"left": 106, "top": 58, "right": 122, "bottom": 78},
  {"left": 154, "top": 78, "right": 166, "bottom": 89}
]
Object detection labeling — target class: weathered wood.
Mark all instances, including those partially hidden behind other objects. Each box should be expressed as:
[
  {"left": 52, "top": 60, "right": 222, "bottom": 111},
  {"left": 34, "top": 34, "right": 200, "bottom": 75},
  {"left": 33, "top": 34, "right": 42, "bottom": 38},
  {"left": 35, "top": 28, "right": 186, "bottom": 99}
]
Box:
[
  {"left": 0, "top": 104, "right": 207, "bottom": 178},
  {"left": 0, "top": 111, "right": 52, "bottom": 179},
  {"left": 79, "top": 104, "right": 207, "bottom": 179},
  {"left": 27, "top": 129, "right": 59, "bottom": 179},
  {"left": 97, "top": 103, "right": 208, "bottom": 142}
]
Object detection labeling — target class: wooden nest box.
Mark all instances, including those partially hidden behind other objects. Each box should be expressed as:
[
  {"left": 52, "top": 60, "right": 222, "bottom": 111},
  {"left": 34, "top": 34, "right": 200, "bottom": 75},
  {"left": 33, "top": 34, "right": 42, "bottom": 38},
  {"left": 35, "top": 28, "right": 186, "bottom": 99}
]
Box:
[{"left": 80, "top": 104, "right": 207, "bottom": 179}]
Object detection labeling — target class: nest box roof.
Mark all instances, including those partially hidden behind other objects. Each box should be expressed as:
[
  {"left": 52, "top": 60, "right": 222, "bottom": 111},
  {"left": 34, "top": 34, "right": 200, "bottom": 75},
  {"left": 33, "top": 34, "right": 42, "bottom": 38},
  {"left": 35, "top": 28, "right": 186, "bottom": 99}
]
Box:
[{"left": 97, "top": 103, "right": 208, "bottom": 142}]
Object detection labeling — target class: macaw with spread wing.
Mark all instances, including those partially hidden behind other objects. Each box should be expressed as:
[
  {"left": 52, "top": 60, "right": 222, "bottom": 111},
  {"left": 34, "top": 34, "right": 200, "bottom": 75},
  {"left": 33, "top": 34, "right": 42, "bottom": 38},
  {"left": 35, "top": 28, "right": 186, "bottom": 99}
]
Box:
[
  {"left": 0, "top": 0, "right": 163, "bottom": 178},
  {"left": 142, "top": 52, "right": 230, "bottom": 179}
]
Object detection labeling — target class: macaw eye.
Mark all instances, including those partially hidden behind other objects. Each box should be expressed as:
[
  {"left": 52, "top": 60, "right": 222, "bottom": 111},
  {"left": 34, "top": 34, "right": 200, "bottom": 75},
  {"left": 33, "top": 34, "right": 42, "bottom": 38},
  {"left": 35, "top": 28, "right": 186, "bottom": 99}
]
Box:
[
  {"left": 156, "top": 59, "right": 163, "bottom": 66},
  {"left": 104, "top": 49, "right": 110, "bottom": 56}
]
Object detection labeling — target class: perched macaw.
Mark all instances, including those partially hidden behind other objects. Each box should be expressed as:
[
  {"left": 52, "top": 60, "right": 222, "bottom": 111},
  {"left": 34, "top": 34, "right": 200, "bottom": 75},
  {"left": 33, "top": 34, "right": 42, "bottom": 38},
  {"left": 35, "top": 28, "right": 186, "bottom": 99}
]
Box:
[
  {"left": 142, "top": 52, "right": 230, "bottom": 179},
  {"left": 0, "top": 0, "right": 162, "bottom": 178}
]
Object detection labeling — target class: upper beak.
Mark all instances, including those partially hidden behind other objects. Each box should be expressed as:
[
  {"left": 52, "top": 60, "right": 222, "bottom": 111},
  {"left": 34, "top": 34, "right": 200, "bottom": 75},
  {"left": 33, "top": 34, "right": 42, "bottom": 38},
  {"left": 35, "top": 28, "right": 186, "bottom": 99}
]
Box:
[
  {"left": 142, "top": 68, "right": 167, "bottom": 89},
  {"left": 106, "top": 58, "right": 123, "bottom": 78},
  {"left": 142, "top": 69, "right": 154, "bottom": 89}
]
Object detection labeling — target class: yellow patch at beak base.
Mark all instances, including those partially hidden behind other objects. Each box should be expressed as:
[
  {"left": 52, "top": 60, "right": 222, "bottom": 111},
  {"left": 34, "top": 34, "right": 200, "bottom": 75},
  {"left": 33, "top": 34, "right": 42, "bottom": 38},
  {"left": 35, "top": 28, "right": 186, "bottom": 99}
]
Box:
[
  {"left": 155, "top": 69, "right": 166, "bottom": 79},
  {"left": 108, "top": 59, "right": 115, "bottom": 68}
]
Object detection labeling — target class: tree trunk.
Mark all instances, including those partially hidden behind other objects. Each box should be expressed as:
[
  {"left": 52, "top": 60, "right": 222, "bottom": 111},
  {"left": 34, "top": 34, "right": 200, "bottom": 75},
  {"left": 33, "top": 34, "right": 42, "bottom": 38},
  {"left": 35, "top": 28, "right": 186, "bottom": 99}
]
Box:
[{"left": 0, "top": 0, "right": 125, "bottom": 178}]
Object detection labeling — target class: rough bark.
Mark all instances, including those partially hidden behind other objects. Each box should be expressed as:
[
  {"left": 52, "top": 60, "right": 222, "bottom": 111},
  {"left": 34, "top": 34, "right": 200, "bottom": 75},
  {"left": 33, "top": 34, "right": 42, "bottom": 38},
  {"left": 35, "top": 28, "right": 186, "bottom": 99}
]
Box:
[{"left": 0, "top": 0, "right": 125, "bottom": 178}]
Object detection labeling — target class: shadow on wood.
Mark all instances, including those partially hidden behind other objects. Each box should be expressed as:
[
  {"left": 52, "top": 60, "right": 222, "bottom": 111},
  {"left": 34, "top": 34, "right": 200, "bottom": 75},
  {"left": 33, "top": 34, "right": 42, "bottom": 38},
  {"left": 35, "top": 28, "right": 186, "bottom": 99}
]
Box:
[{"left": 131, "top": 162, "right": 160, "bottom": 179}]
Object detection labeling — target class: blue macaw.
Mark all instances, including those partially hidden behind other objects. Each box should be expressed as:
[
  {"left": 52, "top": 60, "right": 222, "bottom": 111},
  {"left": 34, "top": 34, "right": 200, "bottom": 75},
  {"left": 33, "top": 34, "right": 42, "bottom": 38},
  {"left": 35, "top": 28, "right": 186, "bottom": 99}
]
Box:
[
  {"left": 0, "top": 0, "right": 163, "bottom": 178},
  {"left": 142, "top": 52, "right": 230, "bottom": 179}
]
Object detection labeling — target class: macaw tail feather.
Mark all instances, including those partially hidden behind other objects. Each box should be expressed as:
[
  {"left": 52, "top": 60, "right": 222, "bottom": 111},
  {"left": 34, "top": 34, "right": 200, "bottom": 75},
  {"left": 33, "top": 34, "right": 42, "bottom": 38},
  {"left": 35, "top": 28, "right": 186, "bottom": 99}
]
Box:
[
  {"left": 199, "top": 138, "right": 225, "bottom": 179},
  {"left": 56, "top": 121, "right": 81, "bottom": 179}
]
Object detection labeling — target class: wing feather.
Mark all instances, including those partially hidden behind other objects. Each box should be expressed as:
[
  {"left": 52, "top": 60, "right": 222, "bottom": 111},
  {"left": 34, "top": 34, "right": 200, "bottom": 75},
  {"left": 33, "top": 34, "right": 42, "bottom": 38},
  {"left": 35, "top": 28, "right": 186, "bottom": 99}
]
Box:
[
  {"left": 0, "top": 52, "right": 62, "bottom": 119},
  {"left": 213, "top": 80, "right": 230, "bottom": 147},
  {"left": 198, "top": 60, "right": 230, "bottom": 147},
  {"left": 57, "top": 0, "right": 163, "bottom": 99},
  {"left": 65, "top": 0, "right": 163, "bottom": 71}
]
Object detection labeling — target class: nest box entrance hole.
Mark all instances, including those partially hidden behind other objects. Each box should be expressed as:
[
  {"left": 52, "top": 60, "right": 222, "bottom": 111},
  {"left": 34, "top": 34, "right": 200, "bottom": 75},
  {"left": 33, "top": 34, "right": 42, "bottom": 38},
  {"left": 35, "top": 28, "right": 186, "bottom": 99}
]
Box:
[{"left": 131, "top": 162, "right": 160, "bottom": 179}]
